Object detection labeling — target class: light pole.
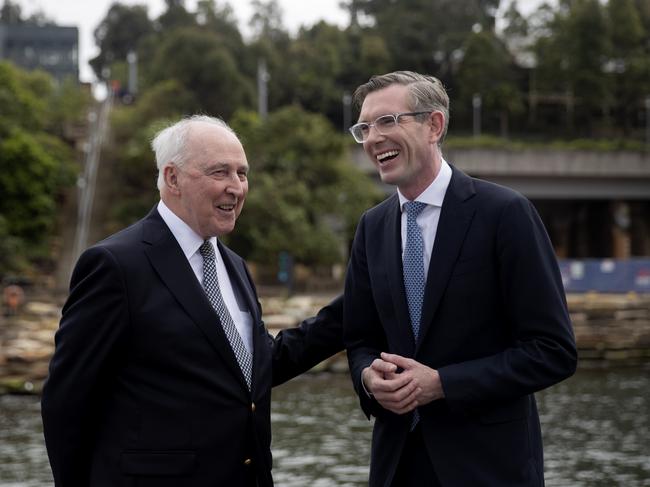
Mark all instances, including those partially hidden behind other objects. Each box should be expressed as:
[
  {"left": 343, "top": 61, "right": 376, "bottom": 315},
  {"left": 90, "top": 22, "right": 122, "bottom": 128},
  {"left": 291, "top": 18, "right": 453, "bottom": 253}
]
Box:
[
  {"left": 645, "top": 96, "right": 650, "bottom": 147},
  {"left": 342, "top": 92, "right": 352, "bottom": 133},
  {"left": 472, "top": 93, "right": 482, "bottom": 138},
  {"left": 257, "top": 59, "right": 269, "bottom": 121},
  {"left": 127, "top": 50, "right": 138, "bottom": 97}
]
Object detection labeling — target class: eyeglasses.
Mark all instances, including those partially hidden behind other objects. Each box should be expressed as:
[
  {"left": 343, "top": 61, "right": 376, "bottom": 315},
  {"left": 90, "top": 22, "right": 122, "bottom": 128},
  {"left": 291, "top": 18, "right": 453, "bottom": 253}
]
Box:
[{"left": 349, "top": 111, "right": 432, "bottom": 143}]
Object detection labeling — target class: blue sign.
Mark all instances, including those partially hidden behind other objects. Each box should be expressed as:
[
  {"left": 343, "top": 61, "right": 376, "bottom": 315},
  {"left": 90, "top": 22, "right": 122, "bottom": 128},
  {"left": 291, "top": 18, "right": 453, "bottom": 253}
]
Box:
[{"left": 558, "top": 259, "right": 650, "bottom": 293}]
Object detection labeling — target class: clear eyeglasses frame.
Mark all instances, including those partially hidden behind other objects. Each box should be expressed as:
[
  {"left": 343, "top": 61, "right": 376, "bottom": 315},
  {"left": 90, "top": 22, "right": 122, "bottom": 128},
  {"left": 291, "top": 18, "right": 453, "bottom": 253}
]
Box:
[{"left": 348, "top": 111, "right": 433, "bottom": 143}]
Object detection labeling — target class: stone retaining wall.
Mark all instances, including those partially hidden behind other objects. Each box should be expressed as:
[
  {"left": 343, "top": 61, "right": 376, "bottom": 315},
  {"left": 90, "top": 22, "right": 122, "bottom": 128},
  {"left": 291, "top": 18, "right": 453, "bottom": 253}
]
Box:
[
  {"left": 1, "top": 293, "right": 648, "bottom": 393},
  {"left": 568, "top": 293, "right": 650, "bottom": 366}
]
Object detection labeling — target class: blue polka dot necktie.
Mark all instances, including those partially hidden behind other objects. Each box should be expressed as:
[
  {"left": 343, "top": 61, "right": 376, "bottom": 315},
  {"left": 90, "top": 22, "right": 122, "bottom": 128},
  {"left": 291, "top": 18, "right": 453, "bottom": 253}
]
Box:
[
  {"left": 403, "top": 201, "right": 427, "bottom": 342},
  {"left": 403, "top": 201, "right": 427, "bottom": 428},
  {"left": 199, "top": 240, "right": 252, "bottom": 390}
]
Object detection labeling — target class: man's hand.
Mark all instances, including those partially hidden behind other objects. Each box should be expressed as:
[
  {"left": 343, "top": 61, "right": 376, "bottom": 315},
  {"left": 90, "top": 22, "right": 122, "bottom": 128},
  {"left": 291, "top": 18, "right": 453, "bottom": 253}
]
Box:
[
  {"left": 362, "top": 358, "right": 420, "bottom": 415},
  {"left": 378, "top": 352, "right": 445, "bottom": 406}
]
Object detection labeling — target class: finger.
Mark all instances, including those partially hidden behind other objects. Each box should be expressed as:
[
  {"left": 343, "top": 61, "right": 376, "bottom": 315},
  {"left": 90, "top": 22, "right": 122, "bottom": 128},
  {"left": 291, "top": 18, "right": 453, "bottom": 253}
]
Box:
[
  {"left": 381, "top": 386, "right": 420, "bottom": 414},
  {"left": 380, "top": 395, "right": 419, "bottom": 415},
  {"left": 372, "top": 371, "right": 414, "bottom": 393},
  {"left": 375, "top": 380, "right": 419, "bottom": 404},
  {"left": 380, "top": 352, "right": 416, "bottom": 370},
  {"left": 370, "top": 358, "right": 398, "bottom": 375}
]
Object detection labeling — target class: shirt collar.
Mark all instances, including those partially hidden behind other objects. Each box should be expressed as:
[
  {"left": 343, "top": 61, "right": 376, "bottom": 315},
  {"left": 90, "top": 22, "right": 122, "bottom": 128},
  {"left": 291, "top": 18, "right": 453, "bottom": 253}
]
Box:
[
  {"left": 157, "top": 200, "right": 217, "bottom": 259},
  {"left": 398, "top": 158, "right": 452, "bottom": 211}
]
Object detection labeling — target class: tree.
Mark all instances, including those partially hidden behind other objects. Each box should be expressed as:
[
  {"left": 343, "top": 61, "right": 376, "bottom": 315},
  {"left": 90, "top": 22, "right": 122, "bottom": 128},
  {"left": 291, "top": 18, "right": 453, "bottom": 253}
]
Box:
[
  {"left": 342, "top": 0, "right": 501, "bottom": 81},
  {"left": 532, "top": 0, "right": 610, "bottom": 135},
  {"left": 0, "top": 62, "right": 80, "bottom": 274},
  {"left": 0, "top": 0, "right": 22, "bottom": 23},
  {"left": 157, "top": 0, "right": 196, "bottom": 30},
  {"left": 144, "top": 28, "right": 254, "bottom": 119},
  {"left": 249, "top": 0, "right": 285, "bottom": 42},
  {"left": 563, "top": 0, "right": 611, "bottom": 134},
  {"left": 456, "top": 30, "right": 524, "bottom": 137},
  {"left": 286, "top": 22, "right": 350, "bottom": 121},
  {"left": 607, "top": 0, "right": 649, "bottom": 134},
  {"left": 89, "top": 3, "right": 154, "bottom": 80},
  {"left": 228, "top": 106, "right": 380, "bottom": 267}
]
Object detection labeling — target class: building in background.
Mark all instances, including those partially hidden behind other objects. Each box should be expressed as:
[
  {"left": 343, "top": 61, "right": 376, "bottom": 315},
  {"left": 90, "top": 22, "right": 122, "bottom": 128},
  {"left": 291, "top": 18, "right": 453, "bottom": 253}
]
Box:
[{"left": 0, "top": 23, "right": 78, "bottom": 82}]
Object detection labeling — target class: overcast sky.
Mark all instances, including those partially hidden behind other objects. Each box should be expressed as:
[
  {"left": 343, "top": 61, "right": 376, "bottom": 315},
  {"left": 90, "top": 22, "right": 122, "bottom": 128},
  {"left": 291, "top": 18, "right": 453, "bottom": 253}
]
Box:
[{"left": 13, "top": 0, "right": 545, "bottom": 83}]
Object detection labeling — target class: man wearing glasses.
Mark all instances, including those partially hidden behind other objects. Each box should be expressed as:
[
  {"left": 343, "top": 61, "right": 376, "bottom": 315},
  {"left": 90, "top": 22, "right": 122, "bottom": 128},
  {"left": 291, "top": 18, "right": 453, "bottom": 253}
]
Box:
[{"left": 343, "top": 71, "right": 577, "bottom": 486}]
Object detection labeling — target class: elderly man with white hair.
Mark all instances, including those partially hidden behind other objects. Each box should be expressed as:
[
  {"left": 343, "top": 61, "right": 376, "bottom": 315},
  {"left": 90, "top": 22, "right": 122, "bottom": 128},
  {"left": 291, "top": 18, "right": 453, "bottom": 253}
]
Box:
[{"left": 42, "top": 115, "right": 343, "bottom": 487}]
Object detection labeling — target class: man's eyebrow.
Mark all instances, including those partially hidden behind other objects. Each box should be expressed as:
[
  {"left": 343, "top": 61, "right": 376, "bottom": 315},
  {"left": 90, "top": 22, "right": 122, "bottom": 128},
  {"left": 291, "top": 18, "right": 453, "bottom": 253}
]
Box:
[{"left": 205, "top": 161, "right": 249, "bottom": 171}]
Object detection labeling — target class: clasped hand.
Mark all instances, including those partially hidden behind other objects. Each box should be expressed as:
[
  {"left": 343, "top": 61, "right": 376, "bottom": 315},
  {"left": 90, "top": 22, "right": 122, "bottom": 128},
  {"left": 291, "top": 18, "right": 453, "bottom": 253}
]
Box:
[{"left": 362, "top": 352, "right": 444, "bottom": 415}]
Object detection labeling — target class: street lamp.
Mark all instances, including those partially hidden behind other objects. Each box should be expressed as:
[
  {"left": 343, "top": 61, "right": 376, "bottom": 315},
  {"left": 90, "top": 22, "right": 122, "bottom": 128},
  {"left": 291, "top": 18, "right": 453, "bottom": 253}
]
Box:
[
  {"left": 472, "top": 93, "right": 482, "bottom": 138},
  {"left": 257, "top": 59, "right": 270, "bottom": 121},
  {"left": 342, "top": 92, "right": 352, "bottom": 133},
  {"left": 645, "top": 95, "right": 650, "bottom": 147}
]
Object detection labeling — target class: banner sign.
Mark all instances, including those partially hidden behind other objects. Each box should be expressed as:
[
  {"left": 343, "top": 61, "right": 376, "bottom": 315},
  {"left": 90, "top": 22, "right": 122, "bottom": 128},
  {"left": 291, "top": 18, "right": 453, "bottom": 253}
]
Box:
[{"left": 558, "top": 259, "right": 650, "bottom": 293}]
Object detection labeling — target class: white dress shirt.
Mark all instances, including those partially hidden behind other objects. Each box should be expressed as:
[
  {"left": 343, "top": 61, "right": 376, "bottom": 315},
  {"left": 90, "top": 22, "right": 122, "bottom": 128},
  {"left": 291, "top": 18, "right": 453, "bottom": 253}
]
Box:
[
  {"left": 397, "top": 158, "right": 452, "bottom": 280},
  {"left": 157, "top": 200, "right": 253, "bottom": 354}
]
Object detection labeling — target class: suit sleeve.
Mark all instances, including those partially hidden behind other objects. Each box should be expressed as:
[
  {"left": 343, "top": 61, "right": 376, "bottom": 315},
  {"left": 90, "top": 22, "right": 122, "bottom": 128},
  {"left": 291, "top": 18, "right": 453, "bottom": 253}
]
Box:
[
  {"left": 271, "top": 295, "right": 344, "bottom": 386},
  {"left": 41, "top": 246, "right": 131, "bottom": 487},
  {"left": 236, "top": 258, "right": 344, "bottom": 387},
  {"left": 438, "top": 195, "right": 578, "bottom": 414},
  {"left": 343, "top": 213, "right": 388, "bottom": 418}
]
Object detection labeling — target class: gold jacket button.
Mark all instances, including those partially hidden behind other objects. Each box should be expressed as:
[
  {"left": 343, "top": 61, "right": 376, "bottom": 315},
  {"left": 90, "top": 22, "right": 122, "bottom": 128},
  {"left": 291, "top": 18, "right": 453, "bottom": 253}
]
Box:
[
  {"left": 251, "top": 402, "right": 256, "bottom": 412},
  {"left": 244, "top": 458, "right": 252, "bottom": 465}
]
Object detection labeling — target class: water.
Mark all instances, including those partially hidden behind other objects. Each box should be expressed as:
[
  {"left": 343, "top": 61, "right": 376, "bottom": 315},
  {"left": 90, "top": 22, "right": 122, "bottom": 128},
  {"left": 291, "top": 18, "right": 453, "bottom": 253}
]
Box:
[{"left": 1, "top": 368, "right": 649, "bottom": 486}]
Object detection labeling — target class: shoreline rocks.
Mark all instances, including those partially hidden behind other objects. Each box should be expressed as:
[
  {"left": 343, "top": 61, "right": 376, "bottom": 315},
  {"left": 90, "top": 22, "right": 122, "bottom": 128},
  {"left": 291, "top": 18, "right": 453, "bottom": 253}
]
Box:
[{"left": 2, "top": 292, "right": 649, "bottom": 395}]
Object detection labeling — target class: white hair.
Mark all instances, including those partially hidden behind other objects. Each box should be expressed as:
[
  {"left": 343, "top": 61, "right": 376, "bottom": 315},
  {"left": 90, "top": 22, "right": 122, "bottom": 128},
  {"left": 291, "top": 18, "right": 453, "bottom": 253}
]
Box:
[{"left": 152, "top": 115, "right": 236, "bottom": 191}]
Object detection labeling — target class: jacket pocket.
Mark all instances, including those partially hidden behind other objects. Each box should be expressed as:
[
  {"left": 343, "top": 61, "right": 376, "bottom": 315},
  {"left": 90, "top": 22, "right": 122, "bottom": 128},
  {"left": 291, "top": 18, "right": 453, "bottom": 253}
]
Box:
[{"left": 120, "top": 450, "right": 196, "bottom": 476}]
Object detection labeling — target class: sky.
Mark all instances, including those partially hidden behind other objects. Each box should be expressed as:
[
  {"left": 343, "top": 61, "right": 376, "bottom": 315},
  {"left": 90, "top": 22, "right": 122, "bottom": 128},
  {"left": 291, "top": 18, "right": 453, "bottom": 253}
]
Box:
[{"left": 13, "top": 0, "right": 546, "bottom": 84}]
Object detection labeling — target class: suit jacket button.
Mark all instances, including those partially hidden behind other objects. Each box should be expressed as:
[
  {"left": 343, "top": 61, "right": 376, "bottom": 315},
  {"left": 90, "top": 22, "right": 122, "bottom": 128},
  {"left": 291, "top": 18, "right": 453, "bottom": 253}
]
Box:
[
  {"left": 244, "top": 458, "right": 253, "bottom": 465},
  {"left": 251, "top": 402, "right": 256, "bottom": 412}
]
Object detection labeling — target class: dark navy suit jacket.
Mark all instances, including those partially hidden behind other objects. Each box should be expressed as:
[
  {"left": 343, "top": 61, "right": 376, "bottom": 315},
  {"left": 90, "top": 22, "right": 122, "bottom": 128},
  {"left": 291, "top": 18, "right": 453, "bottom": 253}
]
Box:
[
  {"left": 344, "top": 166, "right": 577, "bottom": 486},
  {"left": 42, "top": 207, "right": 343, "bottom": 487}
]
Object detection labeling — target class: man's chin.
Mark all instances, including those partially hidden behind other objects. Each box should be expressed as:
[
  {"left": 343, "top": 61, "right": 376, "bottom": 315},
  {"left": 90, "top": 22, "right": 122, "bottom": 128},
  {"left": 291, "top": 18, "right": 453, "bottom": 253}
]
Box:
[{"left": 379, "top": 171, "right": 399, "bottom": 186}]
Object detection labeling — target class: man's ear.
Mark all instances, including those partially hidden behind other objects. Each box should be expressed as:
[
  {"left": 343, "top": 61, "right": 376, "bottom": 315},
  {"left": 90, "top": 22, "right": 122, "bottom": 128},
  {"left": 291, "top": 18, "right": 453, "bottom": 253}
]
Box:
[
  {"left": 163, "top": 164, "right": 181, "bottom": 195},
  {"left": 428, "top": 111, "right": 445, "bottom": 145}
]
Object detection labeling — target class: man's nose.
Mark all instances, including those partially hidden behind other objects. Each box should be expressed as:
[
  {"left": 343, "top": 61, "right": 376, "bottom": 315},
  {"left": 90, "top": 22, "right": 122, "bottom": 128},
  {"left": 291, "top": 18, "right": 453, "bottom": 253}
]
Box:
[
  {"left": 364, "top": 124, "right": 385, "bottom": 145},
  {"left": 226, "top": 175, "right": 244, "bottom": 196}
]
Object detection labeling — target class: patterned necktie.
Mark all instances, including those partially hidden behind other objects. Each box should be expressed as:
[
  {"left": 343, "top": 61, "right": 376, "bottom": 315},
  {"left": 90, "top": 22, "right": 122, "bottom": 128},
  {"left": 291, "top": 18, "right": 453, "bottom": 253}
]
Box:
[
  {"left": 199, "top": 240, "right": 252, "bottom": 390},
  {"left": 403, "top": 201, "right": 427, "bottom": 429},
  {"left": 403, "top": 201, "right": 427, "bottom": 342}
]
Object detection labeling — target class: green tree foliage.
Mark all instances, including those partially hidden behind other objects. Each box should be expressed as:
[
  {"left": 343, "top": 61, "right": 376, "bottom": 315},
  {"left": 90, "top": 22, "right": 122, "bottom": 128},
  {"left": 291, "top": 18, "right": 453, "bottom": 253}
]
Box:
[
  {"left": 228, "top": 107, "right": 380, "bottom": 266},
  {"left": 144, "top": 28, "right": 253, "bottom": 118},
  {"left": 0, "top": 0, "right": 21, "bottom": 23},
  {"left": 246, "top": 0, "right": 294, "bottom": 112},
  {"left": 456, "top": 30, "right": 524, "bottom": 137},
  {"left": 532, "top": 0, "right": 610, "bottom": 135},
  {"left": 287, "top": 22, "right": 350, "bottom": 120},
  {"left": 607, "top": 0, "right": 649, "bottom": 133},
  {"left": 158, "top": 0, "right": 196, "bottom": 31},
  {"left": 344, "top": 0, "right": 500, "bottom": 79},
  {"left": 0, "top": 62, "right": 82, "bottom": 274},
  {"left": 89, "top": 3, "right": 154, "bottom": 80}
]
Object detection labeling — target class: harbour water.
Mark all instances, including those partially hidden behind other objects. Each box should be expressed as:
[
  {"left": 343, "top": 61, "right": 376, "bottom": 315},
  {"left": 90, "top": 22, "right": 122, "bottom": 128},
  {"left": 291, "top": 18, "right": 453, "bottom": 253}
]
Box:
[{"left": 1, "top": 367, "right": 649, "bottom": 486}]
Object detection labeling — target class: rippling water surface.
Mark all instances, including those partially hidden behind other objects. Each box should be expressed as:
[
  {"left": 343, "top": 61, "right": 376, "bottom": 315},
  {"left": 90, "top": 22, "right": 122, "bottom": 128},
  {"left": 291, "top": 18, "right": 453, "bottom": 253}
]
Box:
[{"left": 1, "top": 368, "right": 649, "bottom": 486}]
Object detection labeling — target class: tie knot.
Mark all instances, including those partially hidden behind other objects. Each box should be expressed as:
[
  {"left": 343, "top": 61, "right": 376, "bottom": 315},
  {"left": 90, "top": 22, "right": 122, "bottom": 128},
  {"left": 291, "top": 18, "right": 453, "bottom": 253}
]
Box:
[
  {"left": 404, "top": 201, "right": 427, "bottom": 218},
  {"left": 199, "top": 240, "right": 215, "bottom": 260}
]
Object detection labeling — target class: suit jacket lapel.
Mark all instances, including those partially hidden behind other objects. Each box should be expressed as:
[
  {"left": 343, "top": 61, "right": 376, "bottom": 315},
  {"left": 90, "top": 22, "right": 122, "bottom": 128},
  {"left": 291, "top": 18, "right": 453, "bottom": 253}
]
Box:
[
  {"left": 384, "top": 195, "right": 417, "bottom": 357},
  {"left": 141, "top": 208, "right": 250, "bottom": 392},
  {"left": 416, "top": 167, "right": 476, "bottom": 354}
]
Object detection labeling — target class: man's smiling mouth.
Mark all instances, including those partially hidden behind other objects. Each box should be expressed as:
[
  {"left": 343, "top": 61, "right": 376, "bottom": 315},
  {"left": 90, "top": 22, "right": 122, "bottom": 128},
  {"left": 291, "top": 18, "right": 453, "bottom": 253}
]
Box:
[{"left": 376, "top": 150, "right": 399, "bottom": 164}]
